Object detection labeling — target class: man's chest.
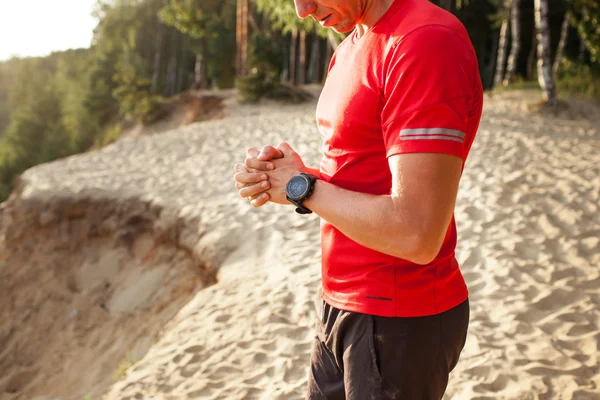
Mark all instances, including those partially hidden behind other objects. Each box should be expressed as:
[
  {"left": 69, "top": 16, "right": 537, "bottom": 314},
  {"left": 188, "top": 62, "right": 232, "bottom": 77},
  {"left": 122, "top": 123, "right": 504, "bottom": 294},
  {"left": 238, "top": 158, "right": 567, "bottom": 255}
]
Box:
[{"left": 316, "top": 46, "right": 387, "bottom": 153}]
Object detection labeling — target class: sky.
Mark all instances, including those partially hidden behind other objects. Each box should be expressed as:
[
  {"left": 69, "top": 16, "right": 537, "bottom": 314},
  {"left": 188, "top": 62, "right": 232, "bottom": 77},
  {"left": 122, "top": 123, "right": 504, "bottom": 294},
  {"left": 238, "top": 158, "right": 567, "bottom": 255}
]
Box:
[{"left": 0, "top": 0, "right": 97, "bottom": 61}]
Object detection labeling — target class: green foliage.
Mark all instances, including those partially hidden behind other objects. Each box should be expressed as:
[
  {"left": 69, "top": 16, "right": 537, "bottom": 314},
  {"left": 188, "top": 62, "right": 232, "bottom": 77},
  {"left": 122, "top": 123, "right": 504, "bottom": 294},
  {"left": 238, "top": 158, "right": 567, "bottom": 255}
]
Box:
[
  {"left": 159, "top": 0, "right": 236, "bottom": 88},
  {"left": 112, "top": 63, "right": 164, "bottom": 123},
  {"left": 7, "top": 61, "right": 72, "bottom": 161},
  {"left": 235, "top": 70, "right": 312, "bottom": 104},
  {"left": 569, "top": 0, "right": 600, "bottom": 62},
  {"left": 556, "top": 59, "right": 600, "bottom": 99},
  {"left": 0, "top": 60, "right": 18, "bottom": 137},
  {"left": 159, "top": 0, "right": 221, "bottom": 40},
  {"left": 248, "top": 33, "right": 283, "bottom": 81},
  {"left": 236, "top": 31, "right": 313, "bottom": 105},
  {"left": 235, "top": 32, "right": 286, "bottom": 103},
  {"left": 56, "top": 50, "right": 101, "bottom": 151},
  {"left": 0, "top": 60, "right": 74, "bottom": 202},
  {"left": 0, "top": 141, "right": 17, "bottom": 201},
  {"left": 236, "top": 70, "right": 274, "bottom": 103},
  {"left": 94, "top": 124, "right": 123, "bottom": 148},
  {"left": 85, "top": 48, "right": 120, "bottom": 126},
  {"left": 254, "top": 0, "right": 332, "bottom": 38}
]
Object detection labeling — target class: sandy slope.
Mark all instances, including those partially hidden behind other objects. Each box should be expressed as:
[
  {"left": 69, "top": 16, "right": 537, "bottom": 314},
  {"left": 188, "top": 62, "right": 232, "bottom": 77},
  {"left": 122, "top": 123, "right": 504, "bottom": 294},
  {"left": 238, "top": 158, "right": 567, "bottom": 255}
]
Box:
[
  {"left": 100, "top": 90, "right": 599, "bottom": 400},
  {"left": 3, "top": 89, "right": 598, "bottom": 399}
]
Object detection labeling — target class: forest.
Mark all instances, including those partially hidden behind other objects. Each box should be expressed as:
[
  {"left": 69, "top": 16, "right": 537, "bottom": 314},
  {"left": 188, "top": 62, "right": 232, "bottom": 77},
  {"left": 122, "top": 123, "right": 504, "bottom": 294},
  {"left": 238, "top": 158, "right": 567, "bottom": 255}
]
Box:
[{"left": 0, "top": 0, "right": 598, "bottom": 202}]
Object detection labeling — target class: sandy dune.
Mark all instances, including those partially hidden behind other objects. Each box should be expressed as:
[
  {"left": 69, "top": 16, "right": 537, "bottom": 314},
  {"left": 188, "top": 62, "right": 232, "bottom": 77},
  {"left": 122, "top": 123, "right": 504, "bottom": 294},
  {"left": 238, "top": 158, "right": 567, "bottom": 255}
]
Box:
[
  {"left": 106, "top": 91, "right": 599, "bottom": 399},
  {"left": 2, "top": 89, "right": 599, "bottom": 399}
]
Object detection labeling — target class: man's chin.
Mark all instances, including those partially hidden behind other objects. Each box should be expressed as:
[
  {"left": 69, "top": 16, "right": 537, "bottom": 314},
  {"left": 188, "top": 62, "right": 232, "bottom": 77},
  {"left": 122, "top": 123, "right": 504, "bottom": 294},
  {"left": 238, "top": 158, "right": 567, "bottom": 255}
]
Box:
[{"left": 330, "top": 24, "right": 355, "bottom": 34}]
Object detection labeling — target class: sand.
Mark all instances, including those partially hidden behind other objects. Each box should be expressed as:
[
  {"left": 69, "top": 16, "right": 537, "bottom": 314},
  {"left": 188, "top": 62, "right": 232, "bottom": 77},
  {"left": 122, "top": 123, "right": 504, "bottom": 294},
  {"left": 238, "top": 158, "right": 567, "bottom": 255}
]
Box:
[
  {"left": 1, "top": 88, "right": 599, "bottom": 399},
  {"left": 106, "top": 90, "right": 599, "bottom": 399}
]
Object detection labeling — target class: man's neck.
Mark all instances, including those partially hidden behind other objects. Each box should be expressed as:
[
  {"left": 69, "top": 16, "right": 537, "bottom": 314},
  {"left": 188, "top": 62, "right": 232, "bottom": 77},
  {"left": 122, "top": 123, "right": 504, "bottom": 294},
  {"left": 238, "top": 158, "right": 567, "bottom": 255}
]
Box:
[{"left": 355, "top": 0, "right": 396, "bottom": 38}]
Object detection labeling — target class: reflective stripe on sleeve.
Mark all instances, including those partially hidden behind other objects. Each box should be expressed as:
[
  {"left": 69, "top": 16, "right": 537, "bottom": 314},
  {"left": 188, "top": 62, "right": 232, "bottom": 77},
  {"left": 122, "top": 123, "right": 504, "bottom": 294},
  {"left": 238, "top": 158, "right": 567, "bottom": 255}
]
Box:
[{"left": 399, "top": 128, "right": 465, "bottom": 143}]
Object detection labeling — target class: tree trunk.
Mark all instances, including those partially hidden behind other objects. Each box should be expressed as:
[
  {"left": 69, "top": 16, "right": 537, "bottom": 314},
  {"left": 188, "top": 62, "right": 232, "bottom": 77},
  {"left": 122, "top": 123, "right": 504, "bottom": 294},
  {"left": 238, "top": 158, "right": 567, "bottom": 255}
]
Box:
[
  {"left": 236, "top": 0, "right": 242, "bottom": 75},
  {"left": 248, "top": 13, "right": 262, "bottom": 35},
  {"left": 194, "top": 54, "right": 203, "bottom": 90},
  {"left": 578, "top": 5, "right": 589, "bottom": 62},
  {"left": 527, "top": 26, "right": 537, "bottom": 80},
  {"left": 553, "top": 10, "right": 570, "bottom": 74},
  {"left": 177, "top": 35, "right": 188, "bottom": 92},
  {"left": 503, "top": 0, "right": 521, "bottom": 86},
  {"left": 299, "top": 30, "right": 307, "bottom": 85},
  {"left": 242, "top": 0, "right": 249, "bottom": 75},
  {"left": 494, "top": 10, "right": 510, "bottom": 88},
  {"left": 236, "top": 0, "right": 248, "bottom": 77},
  {"left": 290, "top": 28, "right": 298, "bottom": 85},
  {"left": 151, "top": 22, "right": 163, "bottom": 95},
  {"left": 534, "top": 0, "right": 558, "bottom": 105},
  {"left": 579, "top": 38, "right": 587, "bottom": 62},
  {"left": 308, "top": 33, "right": 321, "bottom": 83},
  {"left": 485, "top": 31, "right": 499, "bottom": 88},
  {"left": 167, "top": 30, "right": 178, "bottom": 96}
]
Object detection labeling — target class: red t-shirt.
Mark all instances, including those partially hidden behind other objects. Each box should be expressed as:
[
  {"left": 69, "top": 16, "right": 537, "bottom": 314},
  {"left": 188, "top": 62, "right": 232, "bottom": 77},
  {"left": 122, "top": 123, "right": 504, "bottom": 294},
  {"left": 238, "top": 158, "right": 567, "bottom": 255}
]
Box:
[{"left": 316, "top": 0, "right": 483, "bottom": 317}]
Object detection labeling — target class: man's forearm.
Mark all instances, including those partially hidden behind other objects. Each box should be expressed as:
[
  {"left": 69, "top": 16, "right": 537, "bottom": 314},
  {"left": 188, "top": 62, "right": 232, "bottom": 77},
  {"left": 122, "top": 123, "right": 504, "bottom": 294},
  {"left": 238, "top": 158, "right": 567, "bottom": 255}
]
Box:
[{"left": 303, "top": 180, "right": 442, "bottom": 265}]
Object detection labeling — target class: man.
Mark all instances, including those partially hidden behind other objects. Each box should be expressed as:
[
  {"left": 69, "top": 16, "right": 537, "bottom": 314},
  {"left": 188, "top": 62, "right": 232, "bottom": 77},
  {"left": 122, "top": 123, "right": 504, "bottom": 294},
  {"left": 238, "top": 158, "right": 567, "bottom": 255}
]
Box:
[{"left": 233, "top": 0, "right": 483, "bottom": 398}]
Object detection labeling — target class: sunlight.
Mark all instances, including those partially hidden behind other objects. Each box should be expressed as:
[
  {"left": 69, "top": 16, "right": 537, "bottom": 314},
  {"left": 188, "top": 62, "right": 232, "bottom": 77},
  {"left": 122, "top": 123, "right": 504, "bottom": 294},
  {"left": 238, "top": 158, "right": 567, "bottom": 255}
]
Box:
[{"left": 0, "top": 0, "right": 97, "bottom": 60}]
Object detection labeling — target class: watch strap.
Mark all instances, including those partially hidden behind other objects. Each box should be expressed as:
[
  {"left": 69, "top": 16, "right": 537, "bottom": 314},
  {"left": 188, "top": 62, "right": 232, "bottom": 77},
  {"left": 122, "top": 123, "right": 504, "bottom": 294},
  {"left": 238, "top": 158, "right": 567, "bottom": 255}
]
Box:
[{"left": 295, "top": 205, "right": 313, "bottom": 214}]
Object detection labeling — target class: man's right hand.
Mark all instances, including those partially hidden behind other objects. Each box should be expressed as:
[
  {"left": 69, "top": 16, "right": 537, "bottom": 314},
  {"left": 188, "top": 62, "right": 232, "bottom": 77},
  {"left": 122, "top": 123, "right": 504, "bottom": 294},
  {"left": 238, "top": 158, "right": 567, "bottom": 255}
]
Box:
[{"left": 233, "top": 145, "right": 284, "bottom": 208}]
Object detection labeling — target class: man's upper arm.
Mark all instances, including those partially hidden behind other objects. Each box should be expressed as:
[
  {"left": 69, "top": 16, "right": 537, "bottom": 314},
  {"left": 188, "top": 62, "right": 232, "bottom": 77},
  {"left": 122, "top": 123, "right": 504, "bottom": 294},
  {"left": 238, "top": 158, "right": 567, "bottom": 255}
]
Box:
[
  {"left": 388, "top": 152, "right": 462, "bottom": 258},
  {"left": 379, "top": 25, "right": 476, "bottom": 259},
  {"left": 381, "top": 25, "right": 476, "bottom": 160}
]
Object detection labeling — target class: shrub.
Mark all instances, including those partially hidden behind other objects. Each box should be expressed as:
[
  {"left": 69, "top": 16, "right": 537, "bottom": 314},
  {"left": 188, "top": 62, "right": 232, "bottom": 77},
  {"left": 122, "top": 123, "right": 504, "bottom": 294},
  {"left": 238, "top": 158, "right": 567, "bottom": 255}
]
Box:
[
  {"left": 556, "top": 59, "right": 600, "bottom": 100},
  {"left": 235, "top": 69, "right": 275, "bottom": 103}
]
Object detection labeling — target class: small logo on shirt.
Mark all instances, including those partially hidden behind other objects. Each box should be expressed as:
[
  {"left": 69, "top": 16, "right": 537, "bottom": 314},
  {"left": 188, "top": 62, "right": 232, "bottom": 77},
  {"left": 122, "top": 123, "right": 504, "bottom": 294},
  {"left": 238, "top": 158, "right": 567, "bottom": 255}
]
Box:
[{"left": 366, "top": 296, "right": 393, "bottom": 302}]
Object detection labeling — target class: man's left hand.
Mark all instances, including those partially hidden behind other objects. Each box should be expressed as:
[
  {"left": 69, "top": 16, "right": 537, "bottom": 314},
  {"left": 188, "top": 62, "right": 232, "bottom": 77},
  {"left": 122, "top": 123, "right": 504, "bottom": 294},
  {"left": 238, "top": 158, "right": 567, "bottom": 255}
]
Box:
[{"left": 242, "top": 142, "right": 309, "bottom": 206}]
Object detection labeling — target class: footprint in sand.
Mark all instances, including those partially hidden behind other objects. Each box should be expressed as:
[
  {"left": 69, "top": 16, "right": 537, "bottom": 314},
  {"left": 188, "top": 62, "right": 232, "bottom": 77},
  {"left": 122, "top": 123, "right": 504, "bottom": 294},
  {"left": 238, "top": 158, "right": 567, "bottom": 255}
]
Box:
[
  {"left": 236, "top": 340, "right": 253, "bottom": 350},
  {"left": 214, "top": 314, "right": 232, "bottom": 323},
  {"left": 172, "top": 353, "right": 185, "bottom": 363},
  {"left": 179, "top": 366, "right": 197, "bottom": 378},
  {"left": 567, "top": 323, "right": 597, "bottom": 337},
  {"left": 474, "top": 373, "right": 511, "bottom": 392},
  {"left": 572, "top": 390, "right": 600, "bottom": 400},
  {"left": 463, "top": 365, "right": 492, "bottom": 381},
  {"left": 184, "top": 345, "right": 204, "bottom": 354},
  {"left": 252, "top": 351, "right": 268, "bottom": 364},
  {"left": 208, "top": 365, "right": 243, "bottom": 380},
  {"left": 291, "top": 263, "right": 310, "bottom": 273}
]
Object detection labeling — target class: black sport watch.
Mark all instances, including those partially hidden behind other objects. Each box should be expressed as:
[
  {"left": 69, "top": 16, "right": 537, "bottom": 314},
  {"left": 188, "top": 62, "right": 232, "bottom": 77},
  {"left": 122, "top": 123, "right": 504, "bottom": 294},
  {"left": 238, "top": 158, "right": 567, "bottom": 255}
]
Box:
[{"left": 286, "top": 173, "right": 318, "bottom": 214}]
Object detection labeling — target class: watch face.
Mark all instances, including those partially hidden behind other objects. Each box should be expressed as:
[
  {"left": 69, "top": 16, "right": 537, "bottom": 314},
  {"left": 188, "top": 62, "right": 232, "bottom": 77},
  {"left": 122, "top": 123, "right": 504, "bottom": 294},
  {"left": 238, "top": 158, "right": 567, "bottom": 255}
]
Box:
[{"left": 287, "top": 176, "right": 308, "bottom": 200}]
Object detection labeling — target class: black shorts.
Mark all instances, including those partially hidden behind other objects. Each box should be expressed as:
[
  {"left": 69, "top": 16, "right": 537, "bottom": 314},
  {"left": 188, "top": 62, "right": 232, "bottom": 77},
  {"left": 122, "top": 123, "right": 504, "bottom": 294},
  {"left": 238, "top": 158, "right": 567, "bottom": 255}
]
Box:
[{"left": 306, "top": 294, "right": 470, "bottom": 400}]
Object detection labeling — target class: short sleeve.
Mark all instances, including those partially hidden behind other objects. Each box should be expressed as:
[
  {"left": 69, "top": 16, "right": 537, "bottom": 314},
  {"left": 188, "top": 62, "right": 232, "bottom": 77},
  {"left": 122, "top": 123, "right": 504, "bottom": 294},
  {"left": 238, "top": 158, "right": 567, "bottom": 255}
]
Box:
[{"left": 381, "top": 25, "right": 475, "bottom": 160}]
